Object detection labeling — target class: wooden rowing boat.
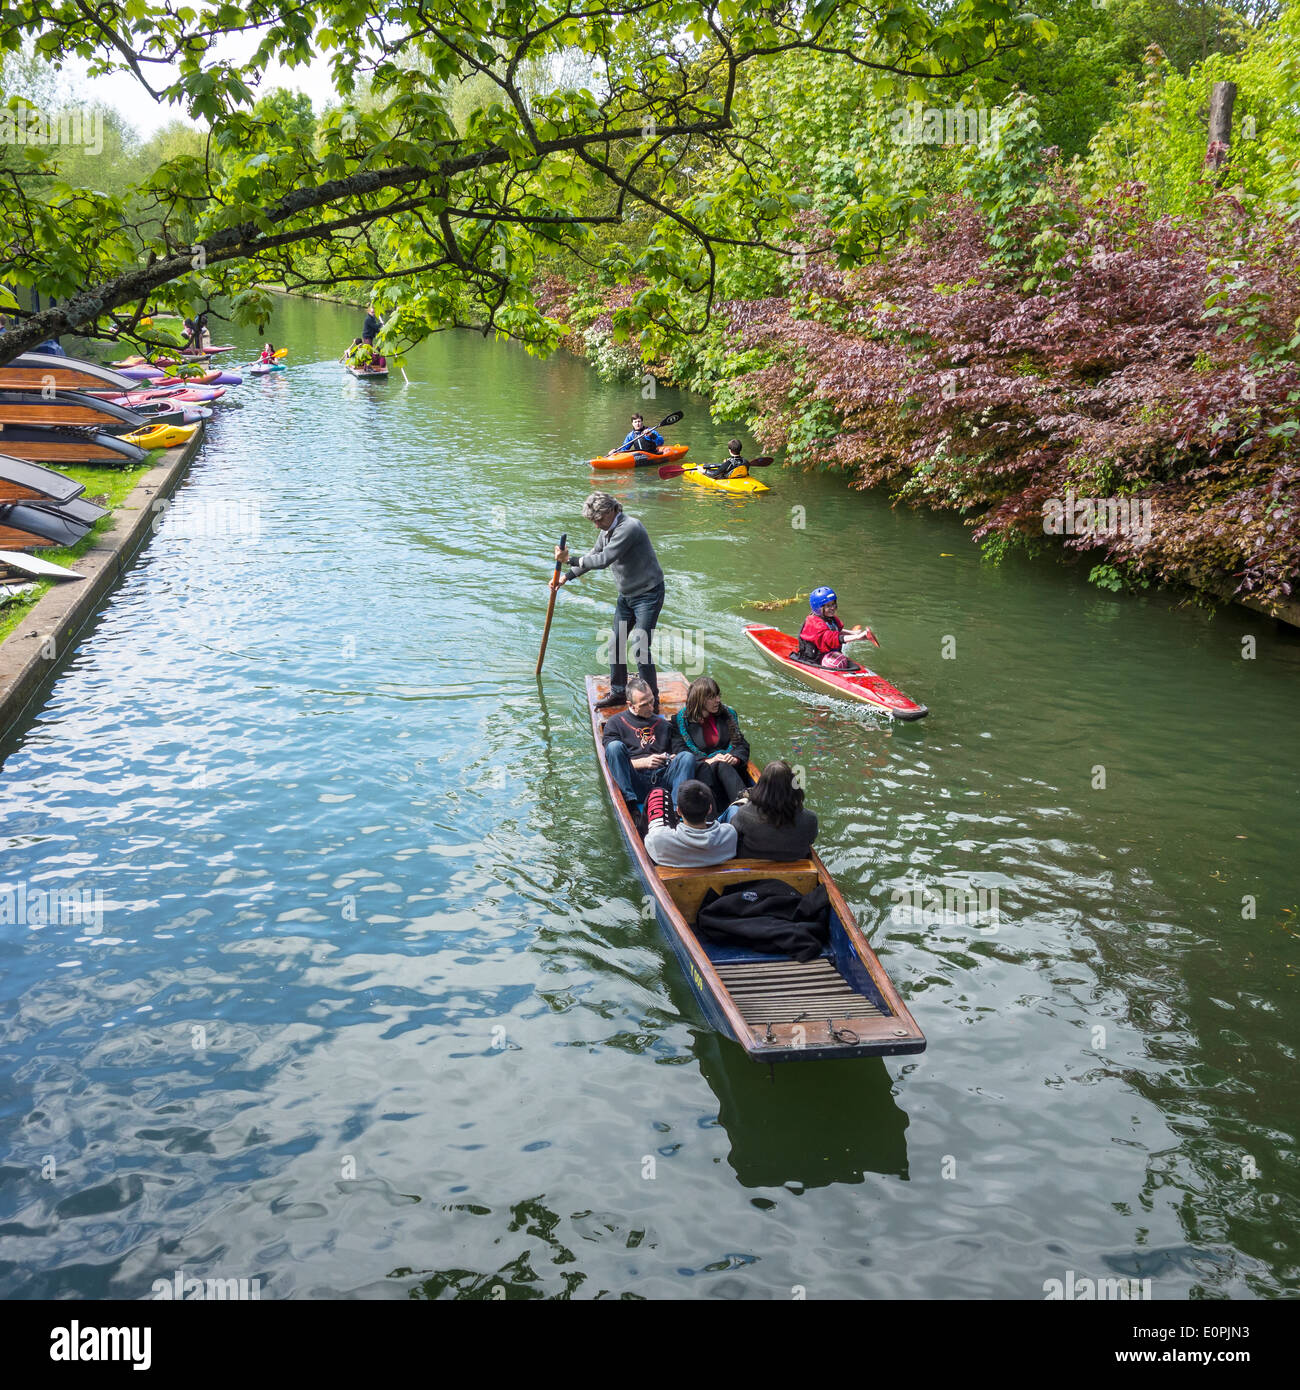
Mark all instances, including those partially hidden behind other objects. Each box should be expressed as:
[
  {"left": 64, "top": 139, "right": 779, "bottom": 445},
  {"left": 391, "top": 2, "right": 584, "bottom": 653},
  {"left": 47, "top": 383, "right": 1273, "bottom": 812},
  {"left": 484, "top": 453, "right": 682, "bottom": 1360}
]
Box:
[
  {"left": 744, "top": 624, "right": 929, "bottom": 720},
  {"left": 587, "top": 672, "right": 926, "bottom": 1062}
]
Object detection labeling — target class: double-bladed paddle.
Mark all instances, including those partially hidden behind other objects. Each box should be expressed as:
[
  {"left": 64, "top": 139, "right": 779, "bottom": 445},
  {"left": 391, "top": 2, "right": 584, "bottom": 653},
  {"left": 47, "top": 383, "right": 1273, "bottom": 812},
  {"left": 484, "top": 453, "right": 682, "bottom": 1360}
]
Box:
[
  {"left": 536, "top": 532, "right": 567, "bottom": 677},
  {"left": 657, "top": 456, "right": 774, "bottom": 479},
  {"left": 618, "top": 410, "right": 682, "bottom": 454}
]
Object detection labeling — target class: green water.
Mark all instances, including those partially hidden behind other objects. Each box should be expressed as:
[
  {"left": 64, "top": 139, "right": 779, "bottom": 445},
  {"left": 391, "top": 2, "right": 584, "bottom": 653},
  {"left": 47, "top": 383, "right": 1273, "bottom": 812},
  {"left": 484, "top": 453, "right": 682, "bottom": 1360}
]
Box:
[{"left": 0, "top": 294, "right": 1296, "bottom": 1299}]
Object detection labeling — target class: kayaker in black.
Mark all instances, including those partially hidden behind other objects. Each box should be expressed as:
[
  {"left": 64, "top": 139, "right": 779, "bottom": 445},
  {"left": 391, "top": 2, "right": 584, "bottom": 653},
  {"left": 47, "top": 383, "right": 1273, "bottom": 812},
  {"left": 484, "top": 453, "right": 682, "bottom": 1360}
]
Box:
[
  {"left": 720, "top": 761, "right": 819, "bottom": 861},
  {"left": 702, "top": 439, "right": 750, "bottom": 480},
  {"left": 553, "top": 492, "right": 666, "bottom": 709},
  {"left": 670, "top": 676, "right": 752, "bottom": 811},
  {"left": 602, "top": 678, "right": 697, "bottom": 812}
]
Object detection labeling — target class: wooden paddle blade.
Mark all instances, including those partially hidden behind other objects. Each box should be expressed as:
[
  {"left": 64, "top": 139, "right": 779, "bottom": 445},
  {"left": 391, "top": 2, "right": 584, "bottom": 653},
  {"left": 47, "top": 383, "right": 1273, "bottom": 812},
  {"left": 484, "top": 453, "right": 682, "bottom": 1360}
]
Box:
[{"left": 658, "top": 464, "right": 686, "bottom": 478}]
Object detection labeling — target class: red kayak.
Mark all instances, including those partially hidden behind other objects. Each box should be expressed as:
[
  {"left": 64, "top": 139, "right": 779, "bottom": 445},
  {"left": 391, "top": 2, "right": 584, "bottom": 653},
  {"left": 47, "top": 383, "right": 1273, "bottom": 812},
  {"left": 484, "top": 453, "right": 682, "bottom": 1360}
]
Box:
[
  {"left": 590, "top": 443, "right": 689, "bottom": 470},
  {"left": 744, "top": 624, "right": 929, "bottom": 720}
]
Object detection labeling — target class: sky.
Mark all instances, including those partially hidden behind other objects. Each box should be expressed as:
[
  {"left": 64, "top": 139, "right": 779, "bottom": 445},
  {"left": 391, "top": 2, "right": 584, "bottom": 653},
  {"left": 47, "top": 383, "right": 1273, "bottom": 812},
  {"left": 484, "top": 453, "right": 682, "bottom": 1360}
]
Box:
[{"left": 60, "top": 40, "right": 345, "bottom": 139}]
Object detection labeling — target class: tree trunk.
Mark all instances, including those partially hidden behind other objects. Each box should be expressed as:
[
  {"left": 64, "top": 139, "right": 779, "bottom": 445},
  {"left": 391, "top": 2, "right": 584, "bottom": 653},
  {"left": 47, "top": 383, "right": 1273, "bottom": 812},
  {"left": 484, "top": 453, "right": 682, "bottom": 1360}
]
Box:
[{"left": 1207, "top": 81, "right": 1236, "bottom": 179}]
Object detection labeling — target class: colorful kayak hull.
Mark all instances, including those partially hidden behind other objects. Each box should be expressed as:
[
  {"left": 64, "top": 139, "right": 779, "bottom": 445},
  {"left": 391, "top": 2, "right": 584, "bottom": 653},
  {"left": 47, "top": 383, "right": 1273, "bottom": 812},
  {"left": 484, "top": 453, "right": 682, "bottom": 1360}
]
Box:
[
  {"left": 590, "top": 443, "right": 688, "bottom": 470},
  {"left": 744, "top": 624, "right": 929, "bottom": 720},
  {"left": 686, "top": 468, "right": 769, "bottom": 494},
  {"left": 122, "top": 423, "right": 199, "bottom": 449}
]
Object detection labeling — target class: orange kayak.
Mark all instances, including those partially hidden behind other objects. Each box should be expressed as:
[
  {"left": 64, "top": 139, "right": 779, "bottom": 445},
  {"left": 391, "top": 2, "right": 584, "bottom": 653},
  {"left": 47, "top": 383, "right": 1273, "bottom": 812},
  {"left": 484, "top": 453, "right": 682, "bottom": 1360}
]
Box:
[{"left": 589, "top": 443, "right": 689, "bottom": 470}]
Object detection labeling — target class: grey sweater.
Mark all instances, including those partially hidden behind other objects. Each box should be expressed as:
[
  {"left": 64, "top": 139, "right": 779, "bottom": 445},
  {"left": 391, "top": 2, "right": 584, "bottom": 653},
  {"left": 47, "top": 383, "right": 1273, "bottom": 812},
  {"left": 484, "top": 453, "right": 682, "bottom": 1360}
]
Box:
[{"left": 567, "top": 513, "right": 664, "bottom": 597}]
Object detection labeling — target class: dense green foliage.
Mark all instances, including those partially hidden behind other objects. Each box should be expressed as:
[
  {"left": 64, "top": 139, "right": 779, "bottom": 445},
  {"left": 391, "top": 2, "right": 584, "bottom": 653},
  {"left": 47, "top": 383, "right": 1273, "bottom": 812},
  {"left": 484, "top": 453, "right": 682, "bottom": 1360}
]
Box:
[{"left": 1, "top": 0, "right": 1296, "bottom": 607}]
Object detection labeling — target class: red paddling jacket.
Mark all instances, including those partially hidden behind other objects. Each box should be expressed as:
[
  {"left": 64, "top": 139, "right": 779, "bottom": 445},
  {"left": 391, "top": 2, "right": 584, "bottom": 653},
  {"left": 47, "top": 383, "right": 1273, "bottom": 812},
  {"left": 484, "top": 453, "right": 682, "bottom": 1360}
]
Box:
[{"left": 796, "top": 613, "right": 845, "bottom": 662}]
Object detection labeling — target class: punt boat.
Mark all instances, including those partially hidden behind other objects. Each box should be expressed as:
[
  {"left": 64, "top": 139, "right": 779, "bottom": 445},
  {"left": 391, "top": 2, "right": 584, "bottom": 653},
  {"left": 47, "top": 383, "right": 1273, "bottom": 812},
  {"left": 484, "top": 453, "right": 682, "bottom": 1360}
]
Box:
[
  {"left": 587, "top": 672, "right": 926, "bottom": 1062},
  {"left": 0, "top": 455, "right": 86, "bottom": 505},
  {"left": 0, "top": 502, "right": 91, "bottom": 549},
  {"left": 0, "top": 353, "right": 140, "bottom": 394},
  {"left": 345, "top": 363, "right": 389, "bottom": 379},
  {"left": 0, "top": 389, "right": 146, "bottom": 434},
  {"left": 745, "top": 624, "right": 929, "bottom": 720},
  {"left": 0, "top": 427, "right": 147, "bottom": 467}
]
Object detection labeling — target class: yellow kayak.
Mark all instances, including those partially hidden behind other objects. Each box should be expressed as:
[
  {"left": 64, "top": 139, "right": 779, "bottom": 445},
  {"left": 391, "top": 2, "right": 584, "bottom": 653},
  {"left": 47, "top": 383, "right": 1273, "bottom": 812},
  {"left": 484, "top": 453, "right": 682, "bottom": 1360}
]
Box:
[
  {"left": 122, "top": 422, "right": 199, "bottom": 449},
  {"left": 685, "top": 466, "right": 769, "bottom": 495}
]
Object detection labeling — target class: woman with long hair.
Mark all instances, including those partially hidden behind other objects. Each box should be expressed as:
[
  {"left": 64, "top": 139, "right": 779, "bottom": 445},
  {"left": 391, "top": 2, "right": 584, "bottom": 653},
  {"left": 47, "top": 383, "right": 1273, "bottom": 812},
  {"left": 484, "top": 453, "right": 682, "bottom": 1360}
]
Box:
[
  {"left": 723, "top": 760, "right": 818, "bottom": 861},
  {"left": 669, "top": 676, "right": 751, "bottom": 811}
]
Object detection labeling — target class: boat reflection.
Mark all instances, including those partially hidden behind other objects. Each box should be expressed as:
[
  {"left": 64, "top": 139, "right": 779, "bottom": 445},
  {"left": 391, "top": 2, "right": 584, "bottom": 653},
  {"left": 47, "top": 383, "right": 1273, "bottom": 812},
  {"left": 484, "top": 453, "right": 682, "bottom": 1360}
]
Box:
[{"left": 692, "top": 1031, "right": 911, "bottom": 1189}]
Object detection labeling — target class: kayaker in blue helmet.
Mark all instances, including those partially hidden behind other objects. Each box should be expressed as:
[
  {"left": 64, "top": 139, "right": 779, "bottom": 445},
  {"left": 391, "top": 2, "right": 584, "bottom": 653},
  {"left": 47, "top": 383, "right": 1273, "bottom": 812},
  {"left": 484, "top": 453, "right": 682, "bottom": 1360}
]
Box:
[
  {"left": 553, "top": 491, "right": 666, "bottom": 709},
  {"left": 615, "top": 412, "right": 664, "bottom": 456},
  {"left": 796, "top": 587, "right": 873, "bottom": 670}
]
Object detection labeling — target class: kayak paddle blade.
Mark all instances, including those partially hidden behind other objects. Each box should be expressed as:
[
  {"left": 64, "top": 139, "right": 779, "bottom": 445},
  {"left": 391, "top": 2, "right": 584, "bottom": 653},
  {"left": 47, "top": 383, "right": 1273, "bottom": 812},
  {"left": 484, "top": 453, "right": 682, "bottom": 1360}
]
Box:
[
  {"left": 658, "top": 464, "right": 687, "bottom": 479},
  {"left": 658, "top": 410, "right": 683, "bottom": 429}
]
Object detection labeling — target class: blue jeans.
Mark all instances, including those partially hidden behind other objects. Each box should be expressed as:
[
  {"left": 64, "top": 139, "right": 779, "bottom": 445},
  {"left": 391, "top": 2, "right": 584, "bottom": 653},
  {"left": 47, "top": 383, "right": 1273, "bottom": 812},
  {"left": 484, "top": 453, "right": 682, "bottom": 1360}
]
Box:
[
  {"left": 610, "top": 582, "right": 665, "bottom": 695},
  {"left": 605, "top": 743, "right": 696, "bottom": 810}
]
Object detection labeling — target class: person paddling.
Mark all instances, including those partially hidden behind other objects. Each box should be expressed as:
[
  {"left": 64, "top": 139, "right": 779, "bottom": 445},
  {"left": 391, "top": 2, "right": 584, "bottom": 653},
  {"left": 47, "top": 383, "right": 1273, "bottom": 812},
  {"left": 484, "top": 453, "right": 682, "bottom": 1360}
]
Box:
[
  {"left": 615, "top": 412, "right": 664, "bottom": 457},
  {"left": 796, "top": 587, "right": 873, "bottom": 670},
  {"left": 553, "top": 492, "right": 666, "bottom": 709},
  {"left": 702, "top": 439, "right": 749, "bottom": 481}
]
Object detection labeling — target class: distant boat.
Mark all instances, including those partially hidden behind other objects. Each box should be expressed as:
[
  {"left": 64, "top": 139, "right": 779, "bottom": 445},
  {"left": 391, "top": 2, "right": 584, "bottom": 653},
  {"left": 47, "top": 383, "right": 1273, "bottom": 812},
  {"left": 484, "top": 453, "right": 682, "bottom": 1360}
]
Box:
[
  {"left": 0, "top": 455, "right": 86, "bottom": 505},
  {"left": 345, "top": 363, "right": 389, "bottom": 379},
  {"left": 0, "top": 427, "right": 147, "bottom": 467},
  {"left": 0, "top": 353, "right": 140, "bottom": 394},
  {"left": 0, "top": 389, "right": 147, "bottom": 434}
]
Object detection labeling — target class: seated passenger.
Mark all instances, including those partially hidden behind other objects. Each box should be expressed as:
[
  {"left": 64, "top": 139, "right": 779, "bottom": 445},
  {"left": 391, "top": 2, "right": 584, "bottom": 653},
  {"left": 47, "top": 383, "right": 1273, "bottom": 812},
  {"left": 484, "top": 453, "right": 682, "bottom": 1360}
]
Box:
[
  {"left": 702, "top": 438, "right": 749, "bottom": 479},
  {"left": 644, "top": 780, "right": 737, "bottom": 868},
  {"left": 615, "top": 412, "right": 664, "bottom": 456},
  {"left": 721, "top": 761, "right": 818, "bottom": 861},
  {"left": 796, "top": 586, "right": 873, "bottom": 670},
  {"left": 670, "top": 675, "right": 752, "bottom": 811},
  {"left": 603, "top": 676, "right": 696, "bottom": 812}
]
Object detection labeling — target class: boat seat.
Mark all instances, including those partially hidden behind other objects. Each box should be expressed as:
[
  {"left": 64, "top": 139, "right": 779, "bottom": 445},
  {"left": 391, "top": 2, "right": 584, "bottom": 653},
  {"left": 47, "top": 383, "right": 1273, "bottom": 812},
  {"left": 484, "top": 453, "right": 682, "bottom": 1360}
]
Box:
[{"left": 655, "top": 858, "right": 820, "bottom": 924}]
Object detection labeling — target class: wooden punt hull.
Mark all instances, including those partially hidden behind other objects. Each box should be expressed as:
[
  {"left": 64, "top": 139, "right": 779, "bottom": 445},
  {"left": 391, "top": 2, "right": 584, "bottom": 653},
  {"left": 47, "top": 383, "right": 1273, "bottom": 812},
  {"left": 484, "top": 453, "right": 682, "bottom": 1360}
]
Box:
[
  {"left": 587, "top": 673, "right": 926, "bottom": 1062},
  {"left": 0, "top": 455, "right": 85, "bottom": 505},
  {"left": 0, "top": 353, "right": 139, "bottom": 394},
  {"left": 744, "top": 624, "right": 929, "bottom": 720},
  {"left": 0, "top": 503, "right": 91, "bottom": 549},
  {"left": 0, "top": 389, "right": 146, "bottom": 433},
  {"left": 0, "top": 427, "right": 146, "bottom": 467}
]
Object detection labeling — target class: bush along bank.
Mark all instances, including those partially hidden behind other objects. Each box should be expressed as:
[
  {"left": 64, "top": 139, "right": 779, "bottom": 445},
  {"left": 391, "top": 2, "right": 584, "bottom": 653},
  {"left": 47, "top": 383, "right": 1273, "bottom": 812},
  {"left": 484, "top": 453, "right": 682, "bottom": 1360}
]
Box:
[{"left": 538, "top": 172, "right": 1300, "bottom": 621}]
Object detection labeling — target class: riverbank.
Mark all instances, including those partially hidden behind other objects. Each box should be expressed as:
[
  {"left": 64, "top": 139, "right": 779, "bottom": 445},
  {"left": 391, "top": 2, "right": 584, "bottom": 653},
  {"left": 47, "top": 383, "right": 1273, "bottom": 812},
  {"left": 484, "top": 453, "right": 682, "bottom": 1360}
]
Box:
[{"left": 0, "top": 428, "right": 203, "bottom": 739}]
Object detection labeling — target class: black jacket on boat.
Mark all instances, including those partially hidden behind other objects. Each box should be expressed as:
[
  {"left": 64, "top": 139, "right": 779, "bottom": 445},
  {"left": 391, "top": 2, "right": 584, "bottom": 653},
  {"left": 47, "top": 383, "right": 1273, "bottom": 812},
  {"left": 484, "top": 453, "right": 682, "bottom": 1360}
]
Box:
[
  {"left": 669, "top": 707, "right": 750, "bottom": 765},
  {"left": 696, "top": 879, "right": 831, "bottom": 962},
  {"left": 728, "top": 802, "right": 818, "bottom": 861}
]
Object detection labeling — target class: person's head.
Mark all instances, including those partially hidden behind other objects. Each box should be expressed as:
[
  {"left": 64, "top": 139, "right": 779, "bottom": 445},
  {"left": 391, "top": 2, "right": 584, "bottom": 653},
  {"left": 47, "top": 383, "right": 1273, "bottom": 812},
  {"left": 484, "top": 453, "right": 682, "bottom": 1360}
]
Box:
[
  {"left": 367, "top": 303, "right": 375, "bottom": 313},
  {"left": 625, "top": 676, "right": 656, "bottom": 716},
  {"left": 727, "top": 438, "right": 743, "bottom": 456},
  {"left": 353, "top": 338, "right": 362, "bottom": 346},
  {"left": 810, "top": 585, "right": 837, "bottom": 618},
  {"left": 748, "top": 761, "right": 804, "bottom": 827},
  {"left": 630, "top": 413, "right": 644, "bottom": 429},
  {"left": 685, "top": 675, "right": 724, "bottom": 724},
  {"left": 676, "top": 780, "right": 715, "bottom": 826},
  {"left": 582, "top": 492, "right": 621, "bottom": 531}
]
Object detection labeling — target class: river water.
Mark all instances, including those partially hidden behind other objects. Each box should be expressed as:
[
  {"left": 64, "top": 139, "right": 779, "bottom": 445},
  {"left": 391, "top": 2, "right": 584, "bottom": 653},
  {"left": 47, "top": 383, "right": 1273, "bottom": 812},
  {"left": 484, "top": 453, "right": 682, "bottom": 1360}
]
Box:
[{"left": 1, "top": 295, "right": 1297, "bottom": 1300}]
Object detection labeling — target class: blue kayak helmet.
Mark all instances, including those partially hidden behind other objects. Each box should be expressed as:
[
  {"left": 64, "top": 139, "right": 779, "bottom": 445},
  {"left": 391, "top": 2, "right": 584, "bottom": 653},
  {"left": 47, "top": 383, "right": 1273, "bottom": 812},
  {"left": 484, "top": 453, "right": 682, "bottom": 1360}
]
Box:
[{"left": 809, "top": 586, "right": 837, "bottom": 613}]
